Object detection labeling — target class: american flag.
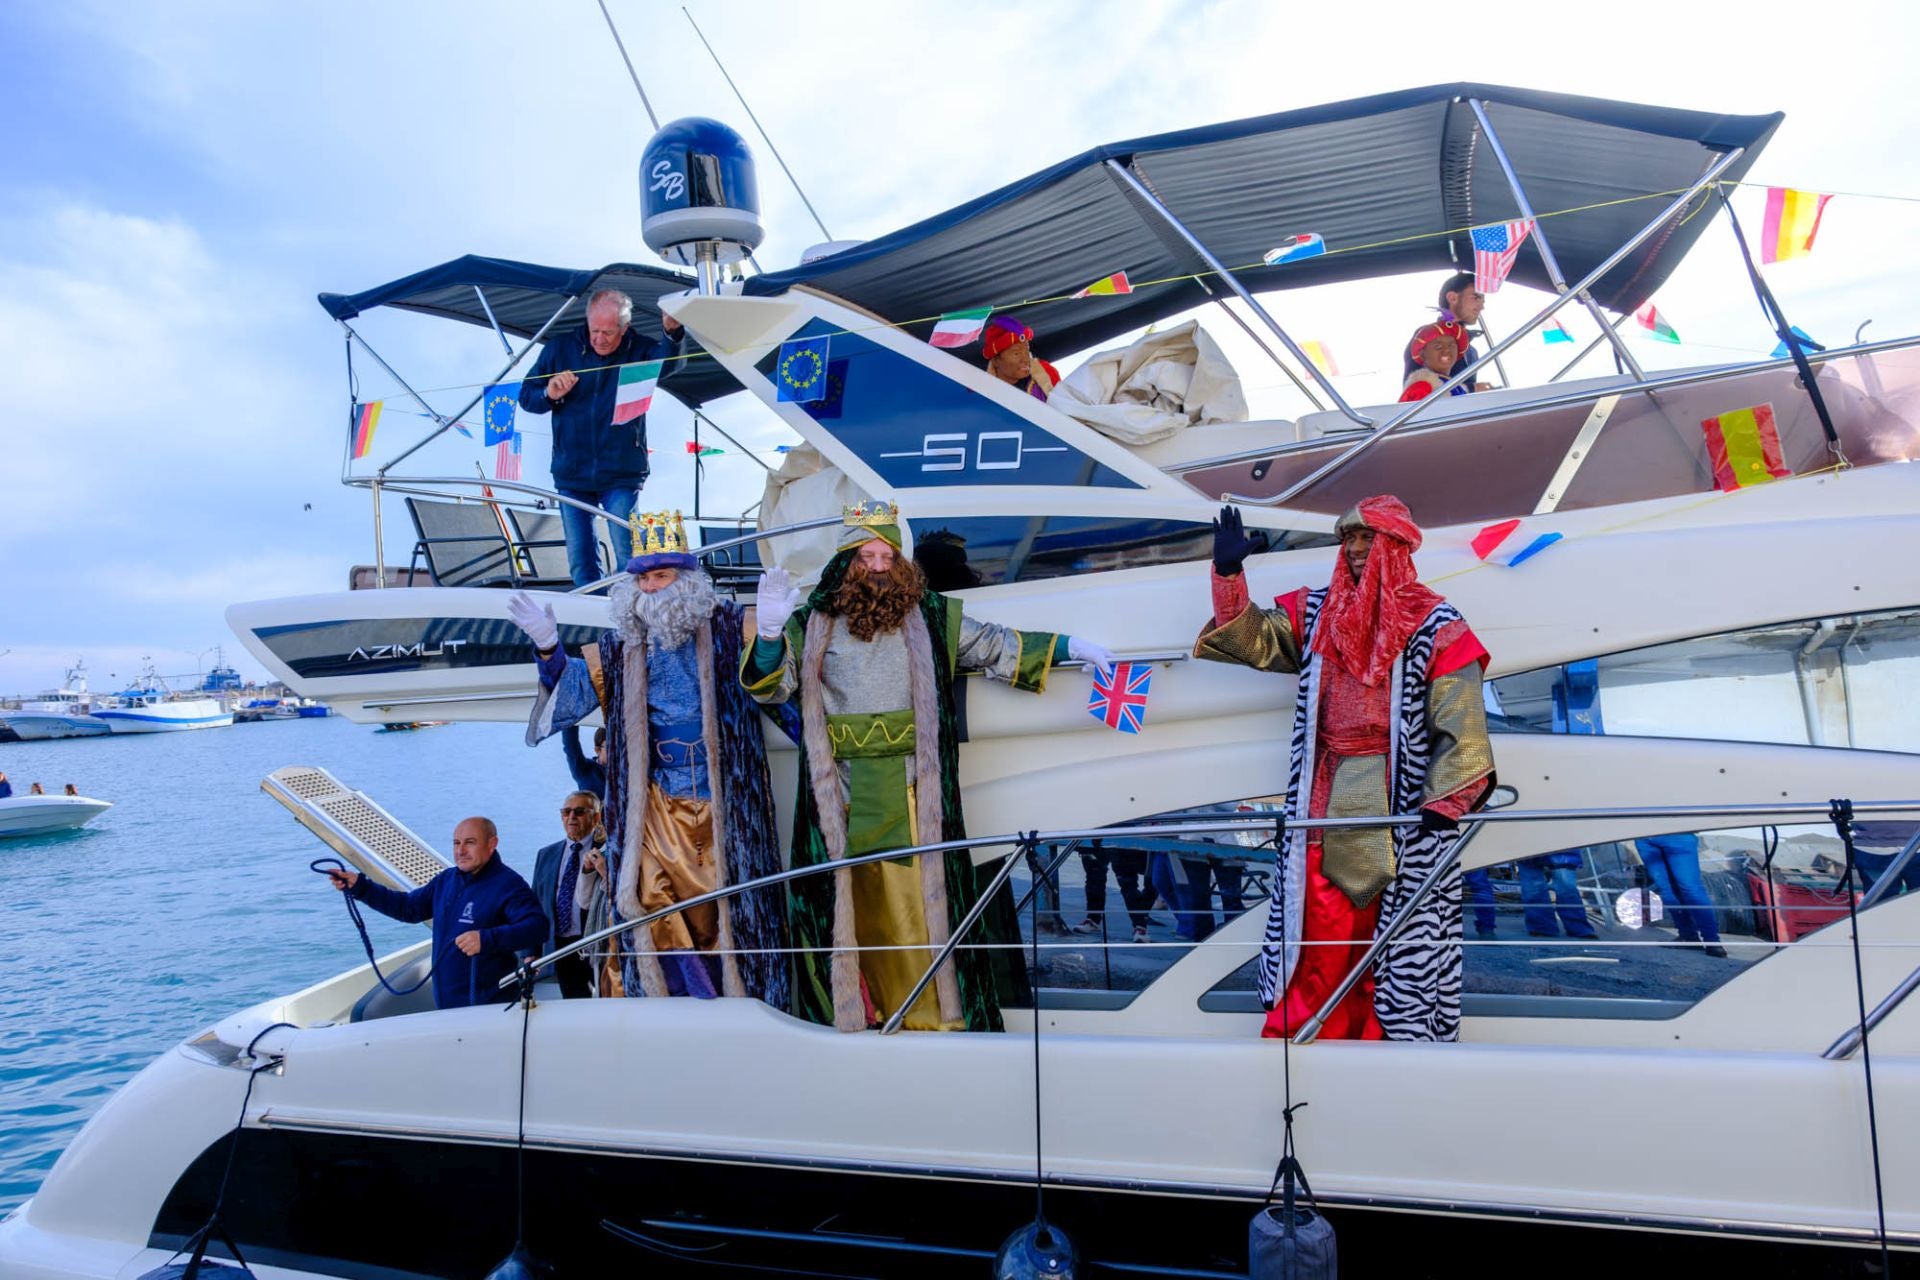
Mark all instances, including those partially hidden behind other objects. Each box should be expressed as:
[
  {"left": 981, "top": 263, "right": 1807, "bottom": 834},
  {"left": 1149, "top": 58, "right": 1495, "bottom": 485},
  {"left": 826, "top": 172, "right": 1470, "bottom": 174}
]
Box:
[
  {"left": 1087, "top": 661, "right": 1152, "bottom": 734},
  {"left": 1470, "top": 219, "right": 1534, "bottom": 295},
  {"left": 494, "top": 430, "right": 522, "bottom": 481}
]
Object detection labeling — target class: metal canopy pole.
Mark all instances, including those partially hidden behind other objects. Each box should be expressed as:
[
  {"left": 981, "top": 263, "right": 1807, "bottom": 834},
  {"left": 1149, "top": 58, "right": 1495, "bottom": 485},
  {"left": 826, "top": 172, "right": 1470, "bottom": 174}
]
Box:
[
  {"left": 1473, "top": 314, "right": 1513, "bottom": 389},
  {"left": 1212, "top": 297, "right": 1326, "bottom": 411},
  {"left": 376, "top": 293, "right": 578, "bottom": 477},
  {"left": 692, "top": 409, "right": 777, "bottom": 473},
  {"left": 1264, "top": 145, "right": 1745, "bottom": 508},
  {"left": 1292, "top": 827, "right": 1480, "bottom": 1045},
  {"left": 1103, "top": 159, "right": 1370, "bottom": 427},
  {"left": 1467, "top": 98, "right": 1647, "bottom": 382},
  {"left": 472, "top": 287, "right": 513, "bottom": 356},
  {"left": 338, "top": 322, "right": 453, "bottom": 433},
  {"left": 1550, "top": 311, "right": 1633, "bottom": 383}
]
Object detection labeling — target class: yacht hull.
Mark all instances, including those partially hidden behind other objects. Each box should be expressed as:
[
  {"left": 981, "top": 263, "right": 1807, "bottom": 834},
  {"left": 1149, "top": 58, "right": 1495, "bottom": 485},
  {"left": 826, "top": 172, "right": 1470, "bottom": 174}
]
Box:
[{"left": 6, "top": 981, "right": 1914, "bottom": 1280}]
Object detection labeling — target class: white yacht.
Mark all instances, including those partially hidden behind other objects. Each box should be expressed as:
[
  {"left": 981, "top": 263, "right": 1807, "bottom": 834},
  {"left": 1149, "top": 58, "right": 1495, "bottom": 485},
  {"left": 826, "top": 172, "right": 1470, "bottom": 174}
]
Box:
[
  {"left": 7, "top": 84, "right": 1920, "bottom": 1279},
  {"left": 0, "top": 662, "right": 109, "bottom": 740}
]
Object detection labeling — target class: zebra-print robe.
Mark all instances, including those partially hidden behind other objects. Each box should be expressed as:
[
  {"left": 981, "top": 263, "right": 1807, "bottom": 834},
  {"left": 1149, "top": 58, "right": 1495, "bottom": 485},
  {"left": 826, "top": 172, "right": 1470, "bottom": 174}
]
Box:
[{"left": 1253, "top": 588, "right": 1488, "bottom": 1041}]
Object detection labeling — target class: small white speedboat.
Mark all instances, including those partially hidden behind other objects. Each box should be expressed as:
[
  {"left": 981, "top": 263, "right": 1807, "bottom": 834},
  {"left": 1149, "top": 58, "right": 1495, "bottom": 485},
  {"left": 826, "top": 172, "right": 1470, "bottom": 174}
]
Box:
[{"left": 0, "top": 794, "right": 112, "bottom": 839}]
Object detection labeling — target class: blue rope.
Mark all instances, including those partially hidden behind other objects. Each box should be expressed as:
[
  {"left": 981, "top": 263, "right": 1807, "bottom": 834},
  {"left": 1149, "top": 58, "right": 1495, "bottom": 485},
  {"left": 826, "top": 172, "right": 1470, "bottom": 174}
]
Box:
[{"left": 310, "top": 858, "right": 433, "bottom": 996}]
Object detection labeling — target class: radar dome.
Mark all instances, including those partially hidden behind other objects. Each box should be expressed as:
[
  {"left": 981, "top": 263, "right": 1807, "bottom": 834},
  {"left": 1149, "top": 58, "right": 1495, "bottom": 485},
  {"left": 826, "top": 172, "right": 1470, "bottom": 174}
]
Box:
[{"left": 640, "top": 117, "right": 764, "bottom": 268}]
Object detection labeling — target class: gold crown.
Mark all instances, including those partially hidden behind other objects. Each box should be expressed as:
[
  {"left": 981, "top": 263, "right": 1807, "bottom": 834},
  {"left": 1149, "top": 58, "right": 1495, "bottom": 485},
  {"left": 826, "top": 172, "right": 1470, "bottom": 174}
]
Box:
[
  {"left": 842, "top": 500, "right": 900, "bottom": 528},
  {"left": 628, "top": 509, "right": 689, "bottom": 556}
]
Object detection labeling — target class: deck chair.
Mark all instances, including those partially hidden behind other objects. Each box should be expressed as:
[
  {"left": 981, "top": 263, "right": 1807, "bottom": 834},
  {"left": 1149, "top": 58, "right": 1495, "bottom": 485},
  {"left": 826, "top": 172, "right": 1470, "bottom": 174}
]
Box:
[
  {"left": 404, "top": 497, "right": 519, "bottom": 588},
  {"left": 699, "top": 524, "right": 763, "bottom": 592},
  {"left": 505, "top": 510, "right": 576, "bottom": 589}
]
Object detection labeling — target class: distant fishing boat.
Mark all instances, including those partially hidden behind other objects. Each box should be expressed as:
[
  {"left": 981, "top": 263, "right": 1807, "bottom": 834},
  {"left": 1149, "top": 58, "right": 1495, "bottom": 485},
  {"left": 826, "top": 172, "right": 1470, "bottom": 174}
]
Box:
[
  {"left": 0, "top": 661, "right": 110, "bottom": 741},
  {"left": 91, "top": 665, "right": 233, "bottom": 734}
]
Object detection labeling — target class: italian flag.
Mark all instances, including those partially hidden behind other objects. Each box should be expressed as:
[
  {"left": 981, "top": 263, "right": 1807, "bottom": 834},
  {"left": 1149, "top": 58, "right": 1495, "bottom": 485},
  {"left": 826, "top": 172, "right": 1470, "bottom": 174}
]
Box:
[
  {"left": 1072, "top": 271, "right": 1133, "bottom": 298},
  {"left": 1635, "top": 304, "right": 1680, "bottom": 344},
  {"left": 612, "top": 360, "right": 664, "bottom": 424},
  {"left": 929, "top": 306, "right": 992, "bottom": 348}
]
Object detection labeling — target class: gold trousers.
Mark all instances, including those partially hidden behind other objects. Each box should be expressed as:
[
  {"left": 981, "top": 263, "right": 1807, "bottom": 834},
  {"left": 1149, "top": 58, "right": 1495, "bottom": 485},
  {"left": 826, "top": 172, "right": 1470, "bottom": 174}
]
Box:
[{"left": 639, "top": 783, "right": 720, "bottom": 953}]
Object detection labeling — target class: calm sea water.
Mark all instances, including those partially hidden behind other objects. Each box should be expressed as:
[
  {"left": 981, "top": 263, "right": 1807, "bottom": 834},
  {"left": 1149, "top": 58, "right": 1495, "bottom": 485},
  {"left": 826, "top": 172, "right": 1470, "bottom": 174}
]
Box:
[{"left": 0, "top": 715, "right": 574, "bottom": 1213}]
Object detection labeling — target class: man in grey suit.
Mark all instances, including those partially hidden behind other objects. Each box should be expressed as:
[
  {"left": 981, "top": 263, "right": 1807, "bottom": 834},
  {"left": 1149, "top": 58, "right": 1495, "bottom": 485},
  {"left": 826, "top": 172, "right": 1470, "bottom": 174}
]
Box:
[{"left": 529, "top": 790, "right": 606, "bottom": 998}]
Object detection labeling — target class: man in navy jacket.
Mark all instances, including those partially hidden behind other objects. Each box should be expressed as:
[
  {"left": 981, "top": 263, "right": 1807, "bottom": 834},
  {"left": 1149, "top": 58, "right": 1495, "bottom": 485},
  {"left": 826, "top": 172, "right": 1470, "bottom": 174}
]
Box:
[
  {"left": 326, "top": 816, "right": 546, "bottom": 1008},
  {"left": 517, "top": 288, "right": 683, "bottom": 587}
]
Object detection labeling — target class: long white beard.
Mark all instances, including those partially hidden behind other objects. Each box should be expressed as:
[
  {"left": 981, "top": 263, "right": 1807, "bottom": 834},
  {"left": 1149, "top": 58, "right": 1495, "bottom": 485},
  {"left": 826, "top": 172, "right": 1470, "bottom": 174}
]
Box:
[{"left": 610, "top": 569, "right": 719, "bottom": 651}]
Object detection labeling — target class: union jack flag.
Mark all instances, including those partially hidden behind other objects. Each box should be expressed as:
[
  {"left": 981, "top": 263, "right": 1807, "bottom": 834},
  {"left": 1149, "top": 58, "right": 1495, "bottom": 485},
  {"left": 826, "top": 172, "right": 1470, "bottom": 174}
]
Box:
[
  {"left": 494, "top": 430, "right": 522, "bottom": 481},
  {"left": 1470, "top": 219, "right": 1534, "bottom": 295},
  {"left": 1087, "top": 661, "right": 1152, "bottom": 734}
]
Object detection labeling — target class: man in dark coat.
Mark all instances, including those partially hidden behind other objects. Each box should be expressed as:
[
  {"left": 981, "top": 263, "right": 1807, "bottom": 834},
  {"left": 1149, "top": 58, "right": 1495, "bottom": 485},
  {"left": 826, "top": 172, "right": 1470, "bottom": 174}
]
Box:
[
  {"left": 325, "top": 817, "right": 546, "bottom": 1009},
  {"left": 527, "top": 790, "right": 607, "bottom": 998},
  {"left": 517, "top": 288, "right": 684, "bottom": 586}
]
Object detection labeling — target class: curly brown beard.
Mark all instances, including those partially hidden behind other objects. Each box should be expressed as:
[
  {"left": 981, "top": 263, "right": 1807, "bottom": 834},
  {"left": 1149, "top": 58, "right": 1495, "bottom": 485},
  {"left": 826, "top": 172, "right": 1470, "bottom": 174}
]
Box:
[{"left": 831, "top": 555, "right": 925, "bottom": 641}]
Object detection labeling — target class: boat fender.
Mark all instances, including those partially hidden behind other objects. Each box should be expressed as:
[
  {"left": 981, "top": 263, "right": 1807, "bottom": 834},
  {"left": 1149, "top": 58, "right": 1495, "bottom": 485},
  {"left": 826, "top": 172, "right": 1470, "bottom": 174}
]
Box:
[{"left": 1249, "top": 1116, "right": 1337, "bottom": 1280}]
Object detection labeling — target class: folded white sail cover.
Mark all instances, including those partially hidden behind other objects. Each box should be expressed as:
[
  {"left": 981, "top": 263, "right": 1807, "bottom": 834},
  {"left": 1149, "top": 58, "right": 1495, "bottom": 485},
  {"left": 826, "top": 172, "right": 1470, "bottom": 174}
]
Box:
[
  {"left": 1049, "top": 321, "right": 1248, "bottom": 446},
  {"left": 758, "top": 443, "right": 873, "bottom": 586}
]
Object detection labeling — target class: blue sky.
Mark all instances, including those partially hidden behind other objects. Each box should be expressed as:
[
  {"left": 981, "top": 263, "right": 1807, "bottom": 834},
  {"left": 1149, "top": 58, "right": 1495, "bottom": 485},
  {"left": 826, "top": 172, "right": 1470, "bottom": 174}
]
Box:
[{"left": 3, "top": 0, "right": 1917, "bottom": 693}]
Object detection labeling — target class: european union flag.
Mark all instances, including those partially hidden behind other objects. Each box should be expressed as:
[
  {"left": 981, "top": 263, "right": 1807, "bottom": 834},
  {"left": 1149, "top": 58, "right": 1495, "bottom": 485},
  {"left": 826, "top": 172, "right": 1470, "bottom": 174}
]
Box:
[
  {"left": 775, "top": 337, "right": 831, "bottom": 404},
  {"left": 483, "top": 382, "right": 520, "bottom": 445}
]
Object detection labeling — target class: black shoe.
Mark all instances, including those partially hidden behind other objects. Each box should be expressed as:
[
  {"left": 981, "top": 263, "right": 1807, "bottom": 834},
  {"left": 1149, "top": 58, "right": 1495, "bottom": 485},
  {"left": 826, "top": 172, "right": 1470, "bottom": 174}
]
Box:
[
  {"left": 1526, "top": 930, "right": 1558, "bottom": 938},
  {"left": 1473, "top": 925, "right": 1497, "bottom": 940},
  {"left": 1703, "top": 944, "right": 1729, "bottom": 959}
]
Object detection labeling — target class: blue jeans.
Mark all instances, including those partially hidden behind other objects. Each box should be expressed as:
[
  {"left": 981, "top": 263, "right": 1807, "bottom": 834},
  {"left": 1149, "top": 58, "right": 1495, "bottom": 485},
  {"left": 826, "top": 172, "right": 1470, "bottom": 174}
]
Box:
[
  {"left": 1463, "top": 869, "right": 1497, "bottom": 934},
  {"left": 1639, "top": 842, "right": 1721, "bottom": 943},
  {"left": 557, "top": 485, "right": 639, "bottom": 587},
  {"left": 1517, "top": 858, "right": 1595, "bottom": 937}
]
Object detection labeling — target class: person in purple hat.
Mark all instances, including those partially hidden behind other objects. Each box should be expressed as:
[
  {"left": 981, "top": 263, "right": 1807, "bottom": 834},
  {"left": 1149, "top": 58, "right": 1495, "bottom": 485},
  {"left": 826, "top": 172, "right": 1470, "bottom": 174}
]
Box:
[
  {"left": 506, "top": 510, "right": 789, "bottom": 1007},
  {"left": 981, "top": 315, "right": 1063, "bottom": 402}
]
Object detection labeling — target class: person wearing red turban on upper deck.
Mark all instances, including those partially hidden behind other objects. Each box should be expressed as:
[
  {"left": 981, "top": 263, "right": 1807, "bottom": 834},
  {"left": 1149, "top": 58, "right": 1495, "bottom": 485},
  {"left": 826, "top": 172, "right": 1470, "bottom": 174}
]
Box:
[
  {"left": 981, "top": 315, "right": 1062, "bottom": 402},
  {"left": 1193, "top": 497, "right": 1495, "bottom": 1042}
]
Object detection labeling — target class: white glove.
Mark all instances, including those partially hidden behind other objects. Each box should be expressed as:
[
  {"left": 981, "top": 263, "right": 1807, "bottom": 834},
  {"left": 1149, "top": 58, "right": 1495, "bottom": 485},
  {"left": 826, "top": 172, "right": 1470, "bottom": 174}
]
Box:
[
  {"left": 506, "top": 592, "right": 560, "bottom": 652},
  {"left": 754, "top": 566, "right": 802, "bottom": 641},
  {"left": 1067, "top": 636, "right": 1117, "bottom": 672}
]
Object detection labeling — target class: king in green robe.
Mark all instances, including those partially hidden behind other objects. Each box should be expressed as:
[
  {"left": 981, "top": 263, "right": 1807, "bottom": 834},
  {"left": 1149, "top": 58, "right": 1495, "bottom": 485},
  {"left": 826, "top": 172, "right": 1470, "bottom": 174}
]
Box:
[{"left": 743, "top": 502, "right": 1114, "bottom": 1032}]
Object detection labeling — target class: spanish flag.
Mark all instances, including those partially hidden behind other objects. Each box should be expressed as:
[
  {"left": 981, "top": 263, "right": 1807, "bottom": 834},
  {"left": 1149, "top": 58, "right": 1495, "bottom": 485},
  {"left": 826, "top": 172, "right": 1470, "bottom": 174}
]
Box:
[
  {"left": 1071, "top": 271, "right": 1132, "bottom": 298},
  {"left": 1761, "top": 187, "right": 1832, "bottom": 265},
  {"left": 1701, "top": 403, "right": 1791, "bottom": 491}
]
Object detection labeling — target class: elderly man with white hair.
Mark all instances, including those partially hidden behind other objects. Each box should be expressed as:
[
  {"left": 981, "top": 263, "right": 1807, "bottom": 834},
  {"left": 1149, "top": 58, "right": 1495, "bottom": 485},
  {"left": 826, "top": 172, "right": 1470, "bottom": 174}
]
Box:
[
  {"left": 516, "top": 287, "right": 684, "bottom": 586},
  {"left": 508, "top": 511, "right": 789, "bottom": 1007}
]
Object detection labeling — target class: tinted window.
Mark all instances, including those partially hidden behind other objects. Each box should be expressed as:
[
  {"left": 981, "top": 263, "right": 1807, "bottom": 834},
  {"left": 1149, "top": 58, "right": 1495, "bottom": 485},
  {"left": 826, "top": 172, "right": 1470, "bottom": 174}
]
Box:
[{"left": 1489, "top": 607, "right": 1920, "bottom": 750}]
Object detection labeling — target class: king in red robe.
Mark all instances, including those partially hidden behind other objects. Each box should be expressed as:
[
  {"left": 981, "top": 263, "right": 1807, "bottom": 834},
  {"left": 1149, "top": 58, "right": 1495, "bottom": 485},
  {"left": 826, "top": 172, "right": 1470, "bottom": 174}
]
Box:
[{"left": 1195, "top": 498, "right": 1495, "bottom": 1041}]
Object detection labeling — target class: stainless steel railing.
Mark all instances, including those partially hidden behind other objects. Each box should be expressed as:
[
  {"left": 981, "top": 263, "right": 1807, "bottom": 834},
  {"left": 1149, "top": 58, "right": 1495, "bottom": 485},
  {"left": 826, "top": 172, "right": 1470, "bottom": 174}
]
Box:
[{"left": 504, "top": 798, "right": 1920, "bottom": 1049}]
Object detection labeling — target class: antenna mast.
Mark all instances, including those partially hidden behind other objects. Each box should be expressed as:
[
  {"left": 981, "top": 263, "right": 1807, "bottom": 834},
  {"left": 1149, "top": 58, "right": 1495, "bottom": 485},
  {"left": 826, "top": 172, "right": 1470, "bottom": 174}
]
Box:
[{"left": 595, "top": 0, "right": 660, "bottom": 130}]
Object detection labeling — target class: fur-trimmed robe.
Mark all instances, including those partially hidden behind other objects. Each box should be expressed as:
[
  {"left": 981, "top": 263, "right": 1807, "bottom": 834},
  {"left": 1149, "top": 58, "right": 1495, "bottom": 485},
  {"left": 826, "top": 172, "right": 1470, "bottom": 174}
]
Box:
[
  {"left": 530, "top": 603, "right": 789, "bottom": 1007},
  {"left": 1195, "top": 582, "right": 1493, "bottom": 1041},
  {"left": 743, "top": 560, "right": 1053, "bottom": 1032}
]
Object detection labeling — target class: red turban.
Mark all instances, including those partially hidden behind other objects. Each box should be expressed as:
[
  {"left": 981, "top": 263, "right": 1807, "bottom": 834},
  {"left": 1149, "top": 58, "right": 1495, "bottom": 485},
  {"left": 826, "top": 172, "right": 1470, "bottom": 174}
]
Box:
[
  {"left": 1313, "top": 496, "right": 1442, "bottom": 686},
  {"left": 1407, "top": 323, "right": 1459, "bottom": 365},
  {"left": 981, "top": 315, "right": 1034, "bottom": 362}
]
